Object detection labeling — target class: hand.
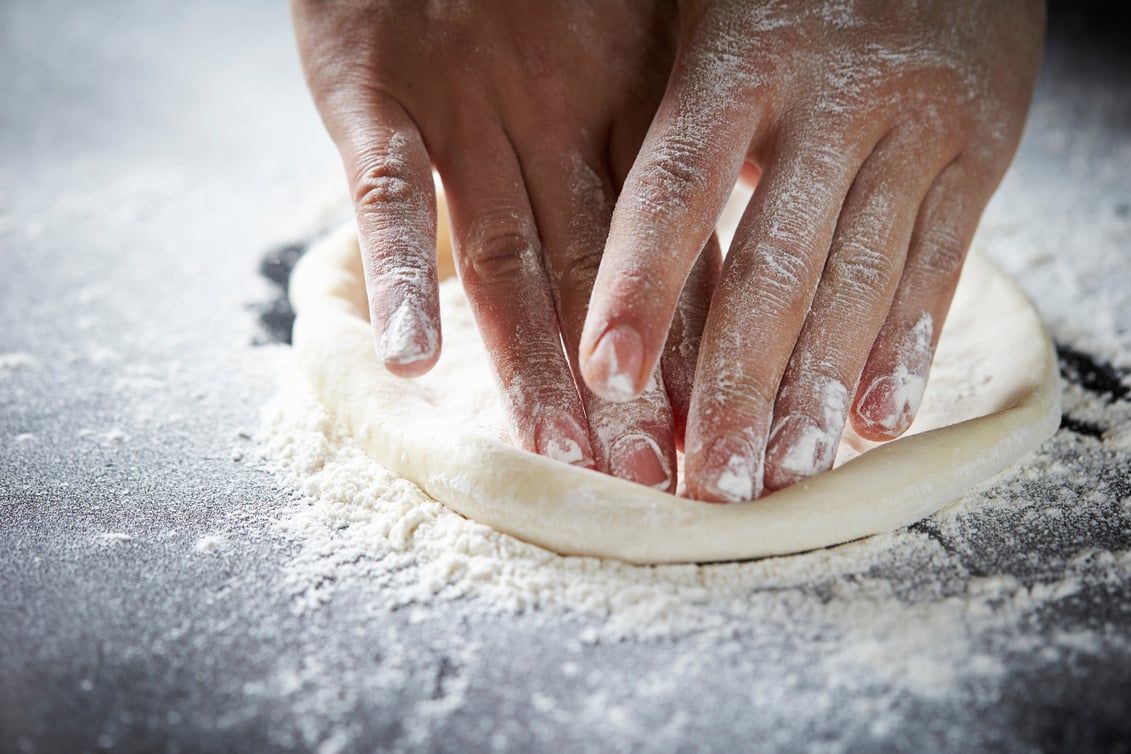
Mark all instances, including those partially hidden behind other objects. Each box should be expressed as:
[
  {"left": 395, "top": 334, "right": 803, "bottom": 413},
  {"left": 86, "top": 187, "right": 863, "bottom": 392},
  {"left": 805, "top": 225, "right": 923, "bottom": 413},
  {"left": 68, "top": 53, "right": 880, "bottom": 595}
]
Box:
[
  {"left": 291, "top": 0, "right": 713, "bottom": 491},
  {"left": 578, "top": 0, "right": 1046, "bottom": 501}
]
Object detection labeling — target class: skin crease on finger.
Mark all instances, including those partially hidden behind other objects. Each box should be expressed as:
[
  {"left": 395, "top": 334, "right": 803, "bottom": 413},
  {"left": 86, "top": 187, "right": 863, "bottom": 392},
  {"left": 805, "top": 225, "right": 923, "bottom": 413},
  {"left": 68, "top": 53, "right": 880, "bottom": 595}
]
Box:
[{"left": 578, "top": 0, "right": 1045, "bottom": 502}]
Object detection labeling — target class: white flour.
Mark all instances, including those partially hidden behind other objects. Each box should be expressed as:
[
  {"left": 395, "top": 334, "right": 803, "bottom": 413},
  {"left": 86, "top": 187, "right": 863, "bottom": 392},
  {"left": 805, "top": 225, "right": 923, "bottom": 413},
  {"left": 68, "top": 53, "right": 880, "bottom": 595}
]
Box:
[
  {"left": 250, "top": 63, "right": 1131, "bottom": 738},
  {"left": 258, "top": 356, "right": 1131, "bottom": 708},
  {"left": 0, "top": 351, "right": 35, "bottom": 374}
]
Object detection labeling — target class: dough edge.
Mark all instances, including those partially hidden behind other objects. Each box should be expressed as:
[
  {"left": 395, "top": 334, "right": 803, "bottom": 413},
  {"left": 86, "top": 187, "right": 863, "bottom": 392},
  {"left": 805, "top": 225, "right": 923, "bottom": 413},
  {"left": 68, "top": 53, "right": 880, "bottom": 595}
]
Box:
[{"left": 289, "top": 222, "right": 1061, "bottom": 565}]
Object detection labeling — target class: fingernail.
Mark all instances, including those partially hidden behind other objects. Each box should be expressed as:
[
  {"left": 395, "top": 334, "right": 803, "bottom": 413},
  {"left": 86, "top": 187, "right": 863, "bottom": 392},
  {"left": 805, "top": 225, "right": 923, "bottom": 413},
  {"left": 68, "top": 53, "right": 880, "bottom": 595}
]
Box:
[
  {"left": 765, "top": 415, "right": 836, "bottom": 489},
  {"left": 588, "top": 324, "right": 644, "bottom": 402},
  {"left": 609, "top": 433, "right": 671, "bottom": 490},
  {"left": 536, "top": 416, "right": 594, "bottom": 469},
  {"left": 699, "top": 432, "right": 761, "bottom": 503},
  {"left": 856, "top": 369, "right": 926, "bottom": 436},
  {"left": 378, "top": 301, "right": 438, "bottom": 366}
]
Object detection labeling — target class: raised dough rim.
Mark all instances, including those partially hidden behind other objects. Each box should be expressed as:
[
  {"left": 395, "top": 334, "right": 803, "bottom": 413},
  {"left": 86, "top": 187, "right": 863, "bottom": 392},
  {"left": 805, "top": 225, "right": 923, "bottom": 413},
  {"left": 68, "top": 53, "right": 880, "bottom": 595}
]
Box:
[{"left": 289, "top": 223, "right": 1061, "bottom": 565}]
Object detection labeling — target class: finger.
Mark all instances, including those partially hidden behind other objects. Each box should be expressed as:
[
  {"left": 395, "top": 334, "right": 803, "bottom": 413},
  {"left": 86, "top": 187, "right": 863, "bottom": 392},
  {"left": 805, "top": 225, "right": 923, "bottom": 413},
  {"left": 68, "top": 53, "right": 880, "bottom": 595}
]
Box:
[
  {"left": 608, "top": 116, "right": 721, "bottom": 453},
  {"left": 525, "top": 150, "right": 676, "bottom": 491},
  {"left": 661, "top": 234, "right": 722, "bottom": 450},
  {"left": 684, "top": 125, "right": 878, "bottom": 503},
  {"left": 590, "top": 368, "right": 677, "bottom": 492},
  {"left": 329, "top": 92, "right": 440, "bottom": 377},
  {"left": 762, "top": 136, "right": 948, "bottom": 491},
  {"left": 739, "top": 159, "right": 761, "bottom": 188},
  {"left": 438, "top": 128, "right": 594, "bottom": 467},
  {"left": 851, "top": 157, "right": 994, "bottom": 441},
  {"left": 578, "top": 38, "right": 766, "bottom": 402}
]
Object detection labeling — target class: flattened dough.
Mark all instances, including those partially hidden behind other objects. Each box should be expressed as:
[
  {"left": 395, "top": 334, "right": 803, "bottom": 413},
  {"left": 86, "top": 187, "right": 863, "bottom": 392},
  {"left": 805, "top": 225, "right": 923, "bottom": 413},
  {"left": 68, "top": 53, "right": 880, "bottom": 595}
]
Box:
[{"left": 290, "top": 213, "right": 1060, "bottom": 565}]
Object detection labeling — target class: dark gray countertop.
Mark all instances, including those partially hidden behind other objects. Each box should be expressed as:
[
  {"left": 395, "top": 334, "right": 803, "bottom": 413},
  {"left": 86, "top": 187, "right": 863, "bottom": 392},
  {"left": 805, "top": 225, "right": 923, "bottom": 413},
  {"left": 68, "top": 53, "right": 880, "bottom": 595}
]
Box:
[{"left": 2, "top": 2, "right": 1129, "bottom": 752}]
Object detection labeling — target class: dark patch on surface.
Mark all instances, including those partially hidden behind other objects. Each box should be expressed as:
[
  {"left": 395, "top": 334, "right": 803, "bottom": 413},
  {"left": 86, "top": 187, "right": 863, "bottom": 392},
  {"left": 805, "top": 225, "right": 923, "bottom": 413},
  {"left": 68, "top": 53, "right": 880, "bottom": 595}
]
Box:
[
  {"left": 250, "top": 241, "right": 308, "bottom": 346},
  {"left": 1003, "top": 642, "right": 1131, "bottom": 754},
  {"left": 1059, "top": 414, "right": 1106, "bottom": 440},
  {"left": 260, "top": 242, "right": 306, "bottom": 288},
  {"left": 1056, "top": 343, "right": 1129, "bottom": 439},
  {"left": 1056, "top": 343, "right": 1130, "bottom": 402}
]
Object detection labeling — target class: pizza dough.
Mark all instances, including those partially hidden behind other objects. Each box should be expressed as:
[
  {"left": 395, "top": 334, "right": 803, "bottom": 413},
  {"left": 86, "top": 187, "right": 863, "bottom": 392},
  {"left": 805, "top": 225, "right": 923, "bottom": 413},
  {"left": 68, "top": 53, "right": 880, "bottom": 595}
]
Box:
[{"left": 289, "top": 205, "right": 1060, "bottom": 565}]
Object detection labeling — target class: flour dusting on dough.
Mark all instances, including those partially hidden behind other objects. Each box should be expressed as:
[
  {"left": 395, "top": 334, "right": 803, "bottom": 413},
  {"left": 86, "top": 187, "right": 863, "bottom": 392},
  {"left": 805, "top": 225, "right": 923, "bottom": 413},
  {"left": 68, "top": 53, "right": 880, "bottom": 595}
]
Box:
[{"left": 257, "top": 360, "right": 1130, "bottom": 703}]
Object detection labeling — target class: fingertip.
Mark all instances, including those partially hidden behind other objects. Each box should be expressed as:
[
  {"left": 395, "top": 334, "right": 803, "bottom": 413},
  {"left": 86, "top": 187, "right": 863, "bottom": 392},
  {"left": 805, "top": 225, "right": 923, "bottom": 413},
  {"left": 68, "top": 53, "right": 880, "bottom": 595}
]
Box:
[
  {"left": 685, "top": 432, "right": 764, "bottom": 504},
  {"left": 763, "top": 415, "right": 838, "bottom": 492},
  {"left": 380, "top": 352, "right": 440, "bottom": 379},
  {"left": 853, "top": 312, "right": 935, "bottom": 441},
  {"left": 535, "top": 415, "right": 595, "bottom": 470},
  {"left": 374, "top": 301, "right": 441, "bottom": 378},
  {"left": 607, "top": 432, "right": 673, "bottom": 492},
  {"left": 851, "top": 369, "right": 926, "bottom": 441},
  {"left": 382, "top": 356, "right": 438, "bottom": 379},
  {"left": 581, "top": 322, "right": 646, "bottom": 403}
]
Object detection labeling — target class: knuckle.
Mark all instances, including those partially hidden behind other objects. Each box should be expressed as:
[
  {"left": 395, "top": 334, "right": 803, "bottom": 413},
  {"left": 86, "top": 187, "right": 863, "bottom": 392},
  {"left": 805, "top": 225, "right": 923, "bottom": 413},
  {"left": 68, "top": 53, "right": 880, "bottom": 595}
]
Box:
[
  {"left": 352, "top": 142, "right": 421, "bottom": 211},
  {"left": 914, "top": 228, "right": 966, "bottom": 280},
  {"left": 635, "top": 137, "right": 710, "bottom": 213},
  {"left": 750, "top": 242, "right": 815, "bottom": 298},
  {"left": 700, "top": 361, "right": 775, "bottom": 412},
  {"left": 555, "top": 248, "right": 603, "bottom": 294},
  {"left": 717, "top": 381, "right": 773, "bottom": 411},
  {"left": 832, "top": 243, "right": 900, "bottom": 301},
  {"left": 364, "top": 254, "right": 433, "bottom": 297},
  {"left": 698, "top": 381, "right": 774, "bottom": 426},
  {"left": 460, "top": 213, "right": 540, "bottom": 284},
  {"left": 354, "top": 168, "right": 416, "bottom": 211}
]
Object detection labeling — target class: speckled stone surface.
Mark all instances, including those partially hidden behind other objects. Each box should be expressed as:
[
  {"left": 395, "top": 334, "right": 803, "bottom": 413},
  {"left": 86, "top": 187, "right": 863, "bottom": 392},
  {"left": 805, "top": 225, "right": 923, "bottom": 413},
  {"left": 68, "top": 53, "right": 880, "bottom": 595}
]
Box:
[{"left": 2, "top": 2, "right": 1129, "bottom": 753}]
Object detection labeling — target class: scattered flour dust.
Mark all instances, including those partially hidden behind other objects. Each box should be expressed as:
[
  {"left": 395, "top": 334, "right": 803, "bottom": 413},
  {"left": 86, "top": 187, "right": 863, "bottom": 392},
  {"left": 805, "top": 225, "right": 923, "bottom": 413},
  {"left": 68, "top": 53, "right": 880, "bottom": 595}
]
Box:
[
  {"left": 0, "top": 351, "right": 35, "bottom": 374},
  {"left": 194, "top": 534, "right": 228, "bottom": 554},
  {"left": 258, "top": 353, "right": 1131, "bottom": 702}
]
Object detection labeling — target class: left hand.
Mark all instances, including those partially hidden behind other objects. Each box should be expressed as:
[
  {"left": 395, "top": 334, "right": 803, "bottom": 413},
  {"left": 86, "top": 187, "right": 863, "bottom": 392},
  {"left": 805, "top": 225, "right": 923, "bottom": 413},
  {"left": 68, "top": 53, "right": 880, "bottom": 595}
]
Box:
[{"left": 578, "top": 0, "right": 1047, "bottom": 501}]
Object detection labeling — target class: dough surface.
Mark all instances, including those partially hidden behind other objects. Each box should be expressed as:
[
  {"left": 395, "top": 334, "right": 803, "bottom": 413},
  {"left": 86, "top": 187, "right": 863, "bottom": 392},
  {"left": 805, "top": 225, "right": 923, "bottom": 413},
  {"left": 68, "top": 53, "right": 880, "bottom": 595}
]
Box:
[{"left": 290, "top": 211, "right": 1060, "bottom": 564}]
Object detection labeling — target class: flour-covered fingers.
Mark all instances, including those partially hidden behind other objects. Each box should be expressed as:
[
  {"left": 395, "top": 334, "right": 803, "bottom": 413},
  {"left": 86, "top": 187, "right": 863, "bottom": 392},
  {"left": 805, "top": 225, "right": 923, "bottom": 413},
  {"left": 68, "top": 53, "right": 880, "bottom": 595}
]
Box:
[
  {"left": 578, "top": 34, "right": 764, "bottom": 404},
  {"left": 661, "top": 235, "right": 722, "bottom": 450},
  {"left": 586, "top": 368, "right": 677, "bottom": 492},
  {"left": 683, "top": 125, "right": 878, "bottom": 503},
  {"left": 439, "top": 131, "right": 593, "bottom": 468},
  {"left": 329, "top": 93, "right": 441, "bottom": 377},
  {"left": 525, "top": 152, "right": 676, "bottom": 491},
  {"left": 762, "top": 137, "right": 946, "bottom": 491},
  {"left": 852, "top": 158, "right": 992, "bottom": 442}
]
